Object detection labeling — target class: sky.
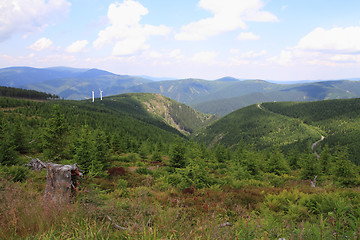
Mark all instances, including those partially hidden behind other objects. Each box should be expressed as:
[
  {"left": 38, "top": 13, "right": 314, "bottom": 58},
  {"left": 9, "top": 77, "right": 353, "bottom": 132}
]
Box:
[{"left": 1, "top": 0, "right": 360, "bottom": 81}]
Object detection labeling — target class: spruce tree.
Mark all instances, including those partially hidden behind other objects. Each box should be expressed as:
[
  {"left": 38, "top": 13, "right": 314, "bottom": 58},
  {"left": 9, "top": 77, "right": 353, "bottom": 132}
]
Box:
[
  {"left": 92, "top": 129, "right": 111, "bottom": 171},
  {"left": 72, "top": 125, "right": 92, "bottom": 173},
  {"left": 0, "top": 117, "right": 18, "bottom": 165},
  {"left": 169, "top": 138, "right": 186, "bottom": 171},
  {"left": 266, "top": 148, "right": 290, "bottom": 175},
  {"left": 300, "top": 153, "right": 321, "bottom": 179},
  {"left": 42, "top": 105, "right": 68, "bottom": 161}
]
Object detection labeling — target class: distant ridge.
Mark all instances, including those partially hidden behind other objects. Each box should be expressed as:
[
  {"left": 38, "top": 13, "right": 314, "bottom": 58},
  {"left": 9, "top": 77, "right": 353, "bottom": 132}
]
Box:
[
  {"left": 1, "top": 66, "right": 360, "bottom": 115},
  {"left": 215, "top": 76, "right": 239, "bottom": 82}
]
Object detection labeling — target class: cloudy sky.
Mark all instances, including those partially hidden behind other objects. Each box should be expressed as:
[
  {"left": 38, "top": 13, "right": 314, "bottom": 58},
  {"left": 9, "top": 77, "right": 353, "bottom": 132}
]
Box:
[{"left": 1, "top": 0, "right": 360, "bottom": 81}]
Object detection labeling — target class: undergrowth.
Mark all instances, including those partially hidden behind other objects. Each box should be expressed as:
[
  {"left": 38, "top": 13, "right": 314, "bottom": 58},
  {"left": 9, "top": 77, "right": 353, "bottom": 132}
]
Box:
[{"left": 2, "top": 170, "right": 360, "bottom": 240}]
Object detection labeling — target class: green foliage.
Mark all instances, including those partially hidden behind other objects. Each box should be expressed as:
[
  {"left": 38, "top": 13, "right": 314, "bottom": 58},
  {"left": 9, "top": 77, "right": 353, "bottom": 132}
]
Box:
[
  {"left": 214, "top": 144, "right": 230, "bottom": 163},
  {"left": 151, "top": 145, "right": 162, "bottom": 162},
  {"left": 42, "top": 104, "right": 69, "bottom": 161},
  {"left": 136, "top": 167, "right": 152, "bottom": 175},
  {"left": 265, "top": 148, "right": 290, "bottom": 175},
  {"left": 72, "top": 125, "right": 110, "bottom": 176},
  {"left": 168, "top": 138, "right": 187, "bottom": 171},
  {"left": 300, "top": 153, "right": 321, "bottom": 180},
  {"left": 0, "top": 116, "right": 18, "bottom": 166},
  {"left": 3, "top": 87, "right": 360, "bottom": 239},
  {"left": 330, "top": 147, "right": 358, "bottom": 185},
  {"left": 176, "top": 158, "right": 212, "bottom": 189},
  {"left": 4, "top": 165, "right": 31, "bottom": 182},
  {"left": 0, "top": 86, "right": 58, "bottom": 100}
]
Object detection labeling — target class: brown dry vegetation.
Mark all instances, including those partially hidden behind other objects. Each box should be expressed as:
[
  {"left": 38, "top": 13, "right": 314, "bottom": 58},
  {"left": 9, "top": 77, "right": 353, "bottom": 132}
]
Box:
[{"left": 2, "top": 166, "right": 360, "bottom": 239}]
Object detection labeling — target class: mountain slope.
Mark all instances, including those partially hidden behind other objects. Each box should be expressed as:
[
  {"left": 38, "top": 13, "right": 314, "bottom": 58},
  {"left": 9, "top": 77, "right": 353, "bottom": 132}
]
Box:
[
  {"left": 195, "top": 98, "right": 360, "bottom": 163},
  {"left": 127, "top": 78, "right": 234, "bottom": 104},
  {"left": 0, "top": 66, "right": 87, "bottom": 86},
  {"left": 25, "top": 69, "right": 152, "bottom": 100},
  {"left": 0, "top": 67, "right": 152, "bottom": 100},
  {"left": 100, "top": 93, "right": 217, "bottom": 135}
]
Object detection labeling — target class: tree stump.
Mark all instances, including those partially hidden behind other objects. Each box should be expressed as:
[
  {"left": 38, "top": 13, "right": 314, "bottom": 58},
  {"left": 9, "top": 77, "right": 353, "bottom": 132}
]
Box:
[{"left": 26, "top": 157, "right": 82, "bottom": 204}]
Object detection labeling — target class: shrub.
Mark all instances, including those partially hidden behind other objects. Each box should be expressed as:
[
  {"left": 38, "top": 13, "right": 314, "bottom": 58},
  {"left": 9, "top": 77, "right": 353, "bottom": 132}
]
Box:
[
  {"left": 136, "top": 167, "right": 152, "bottom": 175},
  {"left": 5, "top": 165, "right": 32, "bottom": 182}
]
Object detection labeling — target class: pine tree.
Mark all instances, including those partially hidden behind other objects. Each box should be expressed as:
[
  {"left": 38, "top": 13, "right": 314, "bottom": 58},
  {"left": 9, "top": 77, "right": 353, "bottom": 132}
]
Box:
[
  {"left": 266, "top": 148, "right": 290, "bottom": 175},
  {"left": 169, "top": 138, "right": 187, "bottom": 171},
  {"left": 13, "top": 122, "right": 28, "bottom": 154},
  {"left": 92, "top": 129, "right": 111, "bottom": 171},
  {"left": 330, "top": 147, "right": 357, "bottom": 182},
  {"left": 0, "top": 117, "right": 18, "bottom": 166},
  {"left": 73, "top": 125, "right": 94, "bottom": 173},
  {"left": 42, "top": 105, "right": 69, "bottom": 161},
  {"left": 214, "top": 144, "right": 229, "bottom": 163},
  {"left": 300, "top": 153, "right": 321, "bottom": 179},
  {"left": 151, "top": 144, "right": 162, "bottom": 162},
  {"left": 319, "top": 144, "right": 331, "bottom": 173}
]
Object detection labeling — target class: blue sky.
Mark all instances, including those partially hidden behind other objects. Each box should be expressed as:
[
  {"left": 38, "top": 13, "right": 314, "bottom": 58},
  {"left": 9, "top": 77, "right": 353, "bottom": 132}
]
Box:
[{"left": 1, "top": 0, "right": 360, "bottom": 81}]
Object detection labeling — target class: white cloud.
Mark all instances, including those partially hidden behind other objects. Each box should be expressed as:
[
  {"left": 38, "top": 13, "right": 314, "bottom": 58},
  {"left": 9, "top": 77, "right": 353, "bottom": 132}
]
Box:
[
  {"left": 93, "top": 0, "right": 171, "bottom": 56},
  {"left": 270, "top": 25, "right": 360, "bottom": 66},
  {"left": 0, "top": 0, "right": 71, "bottom": 42},
  {"left": 175, "top": 0, "right": 277, "bottom": 41},
  {"left": 297, "top": 26, "right": 360, "bottom": 53},
  {"left": 229, "top": 50, "right": 267, "bottom": 65},
  {"left": 66, "top": 40, "right": 89, "bottom": 53},
  {"left": 270, "top": 50, "right": 293, "bottom": 65},
  {"left": 192, "top": 51, "right": 218, "bottom": 63},
  {"left": 169, "top": 49, "right": 184, "bottom": 60},
  {"left": 237, "top": 32, "right": 260, "bottom": 40},
  {"left": 28, "top": 37, "right": 53, "bottom": 51},
  {"left": 330, "top": 54, "right": 360, "bottom": 63}
]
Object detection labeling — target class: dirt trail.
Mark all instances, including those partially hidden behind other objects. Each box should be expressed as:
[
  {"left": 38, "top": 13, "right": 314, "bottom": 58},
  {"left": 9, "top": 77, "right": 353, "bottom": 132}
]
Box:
[
  {"left": 312, "top": 136, "right": 325, "bottom": 158},
  {"left": 258, "top": 102, "right": 325, "bottom": 158}
]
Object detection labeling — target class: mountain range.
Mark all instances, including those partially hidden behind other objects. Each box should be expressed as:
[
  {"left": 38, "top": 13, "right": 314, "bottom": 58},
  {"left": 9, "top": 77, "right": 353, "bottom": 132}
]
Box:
[{"left": 1, "top": 66, "right": 360, "bottom": 116}]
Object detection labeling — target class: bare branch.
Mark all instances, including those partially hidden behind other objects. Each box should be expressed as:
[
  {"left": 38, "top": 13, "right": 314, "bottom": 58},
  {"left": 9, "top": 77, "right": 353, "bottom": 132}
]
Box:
[
  {"left": 105, "top": 215, "right": 127, "bottom": 230},
  {"left": 219, "top": 222, "right": 231, "bottom": 228}
]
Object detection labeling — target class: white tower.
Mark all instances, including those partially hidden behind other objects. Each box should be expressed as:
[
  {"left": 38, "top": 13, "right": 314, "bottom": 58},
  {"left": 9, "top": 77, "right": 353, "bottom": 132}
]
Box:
[
  {"left": 92, "top": 91, "right": 94, "bottom": 102},
  {"left": 99, "top": 89, "right": 103, "bottom": 101}
]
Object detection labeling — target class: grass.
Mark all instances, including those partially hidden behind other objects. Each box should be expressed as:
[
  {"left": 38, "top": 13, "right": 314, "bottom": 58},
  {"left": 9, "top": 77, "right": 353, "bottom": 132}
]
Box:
[{"left": 2, "top": 167, "right": 360, "bottom": 239}]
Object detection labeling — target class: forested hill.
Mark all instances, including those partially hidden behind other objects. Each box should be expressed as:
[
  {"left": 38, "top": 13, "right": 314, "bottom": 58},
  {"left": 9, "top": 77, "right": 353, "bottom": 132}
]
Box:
[
  {"left": 195, "top": 98, "right": 360, "bottom": 164},
  {"left": 0, "top": 91, "right": 216, "bottom": 163},
  {"left": 101, "top": 93, "right": 217, "bottom": 135},
  {"left": 0, "top": 95, "right": 183, "bottom": 161},
  {"left": 4, "top": 86, "right": 360, "bottom": 239},
  {"left": 0, "top": 86, "right": 59, "bottom": 100}
]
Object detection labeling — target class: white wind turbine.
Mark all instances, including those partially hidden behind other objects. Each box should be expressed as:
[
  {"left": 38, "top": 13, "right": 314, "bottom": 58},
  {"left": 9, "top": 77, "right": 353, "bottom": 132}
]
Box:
[
  {"left": 99, "top": 89, "right": 103, "bottom": 101},
  {"left": 92, "top": 91, "right": 94, "bottom": 102}
]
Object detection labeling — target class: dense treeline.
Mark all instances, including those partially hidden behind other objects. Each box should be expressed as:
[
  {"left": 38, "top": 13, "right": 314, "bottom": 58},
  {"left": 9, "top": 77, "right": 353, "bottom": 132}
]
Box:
[{"left": 0, "top": 86, "right": 59, "bottom": 100}]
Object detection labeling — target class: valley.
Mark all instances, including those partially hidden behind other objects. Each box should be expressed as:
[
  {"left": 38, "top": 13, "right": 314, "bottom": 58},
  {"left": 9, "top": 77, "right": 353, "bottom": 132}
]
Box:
[{"left": 1, "top": 81, "right": 360, "bottom": 239}]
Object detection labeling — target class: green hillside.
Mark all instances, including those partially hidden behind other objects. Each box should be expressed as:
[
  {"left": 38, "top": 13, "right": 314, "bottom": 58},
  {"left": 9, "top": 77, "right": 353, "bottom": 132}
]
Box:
[
  {"left": 96, "top": 93, "right": 217, "bottom": 135},
  {"left": 3, "top": 89, "right": 360, "bottom": 239},
  {"left": 0, "top": 92, "right": 216, "bottom": 159},
  {"left": 196, "top": 98, "right": 360, "bottom": 163}
]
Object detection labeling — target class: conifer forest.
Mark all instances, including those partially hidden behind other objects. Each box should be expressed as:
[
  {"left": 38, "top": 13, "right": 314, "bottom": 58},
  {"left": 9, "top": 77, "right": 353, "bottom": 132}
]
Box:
[{"left": 2, "top": 88, "right": 360, "bottom": 239}]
